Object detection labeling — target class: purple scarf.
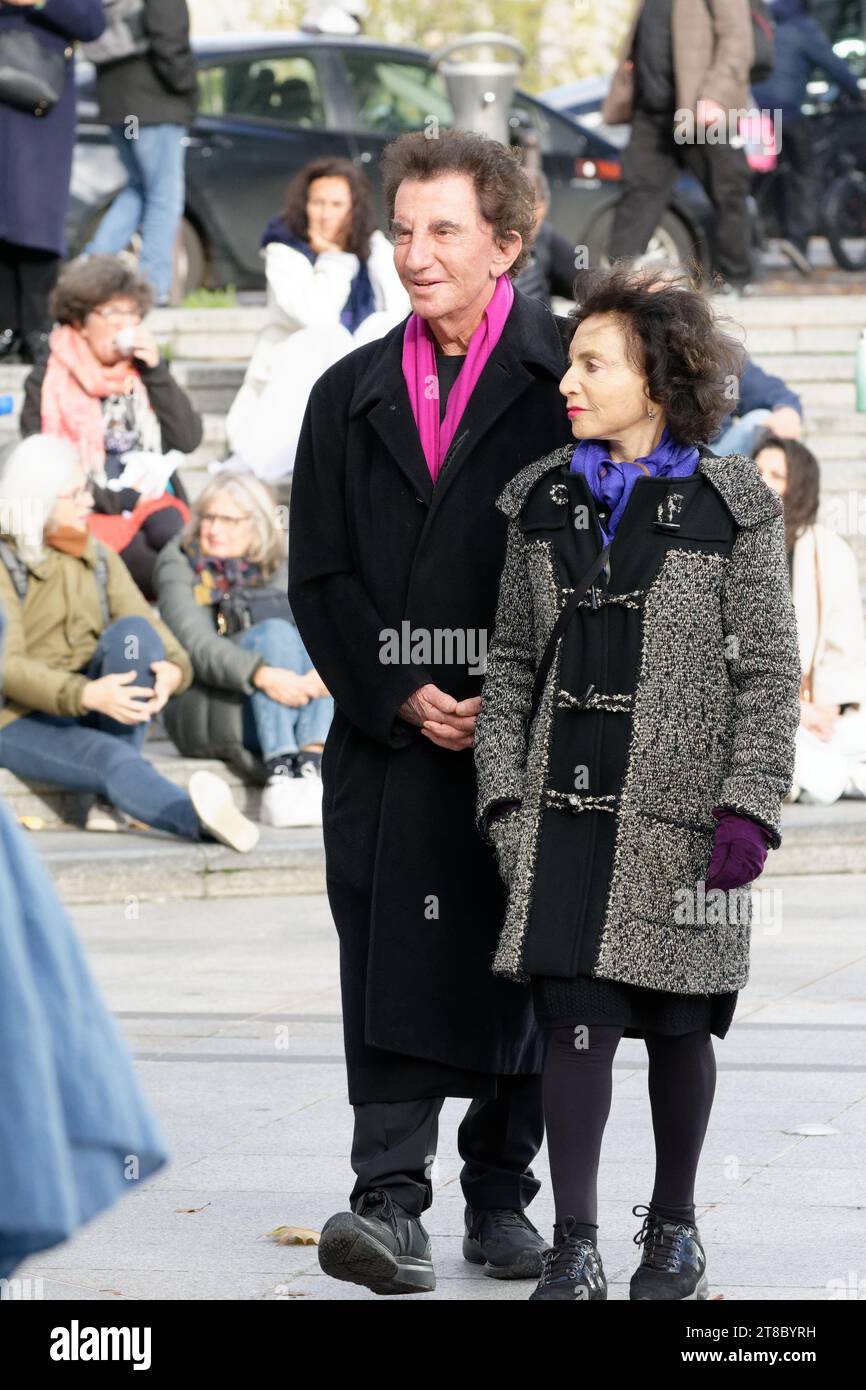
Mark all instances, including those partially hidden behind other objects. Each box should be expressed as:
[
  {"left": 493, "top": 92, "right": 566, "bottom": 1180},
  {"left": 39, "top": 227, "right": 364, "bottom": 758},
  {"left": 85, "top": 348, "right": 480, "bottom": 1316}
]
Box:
[
  {"left": 402, "top": 273, "right": 514, "bottom": 484},
  {"left": 569, "top": 427, "right": 700, "bottom": 541}
]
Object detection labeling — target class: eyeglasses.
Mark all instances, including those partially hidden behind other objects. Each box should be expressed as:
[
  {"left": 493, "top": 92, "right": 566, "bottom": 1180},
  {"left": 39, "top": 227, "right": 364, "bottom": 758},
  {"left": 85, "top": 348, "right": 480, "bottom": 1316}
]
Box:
[
  {"left": 89, "top": 305, "right": 142, "bottom": 325},
  {"left": 200, "top": 512, "right": 252, "bottom": 528}
]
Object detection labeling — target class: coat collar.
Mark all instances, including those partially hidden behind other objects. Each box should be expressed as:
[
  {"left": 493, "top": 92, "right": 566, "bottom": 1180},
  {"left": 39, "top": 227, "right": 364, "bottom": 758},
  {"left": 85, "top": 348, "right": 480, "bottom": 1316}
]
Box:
[
  {"left": 348, "top": 286, "right": 566, "bottom": 418},
  {"left": 496, "top": 443, "right": 784, "bottom": 527},
  {"left": 348, "top": 288, "right": 568, "bottom": 507}
]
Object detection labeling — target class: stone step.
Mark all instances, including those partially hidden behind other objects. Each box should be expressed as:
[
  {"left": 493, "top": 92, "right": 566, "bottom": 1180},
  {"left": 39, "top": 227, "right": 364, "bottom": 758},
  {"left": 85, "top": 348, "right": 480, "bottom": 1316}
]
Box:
[
  {"left": 13, "top": 799, "right": 866, "bottom": 905},
  {"left": 744, "top": 326, "right": 865, "bottom": 355},
  {"left": 748, "top": 353, "right": 861, "bottom": 383},
  {"left": 30, "top": 824, "right": 325, "bottom": 905},
  {"left": 720, "top": 295, "right": 866, "bottom": 327},
  {"left": 765, "top": 801, "right": 866, "bottom": 877}
]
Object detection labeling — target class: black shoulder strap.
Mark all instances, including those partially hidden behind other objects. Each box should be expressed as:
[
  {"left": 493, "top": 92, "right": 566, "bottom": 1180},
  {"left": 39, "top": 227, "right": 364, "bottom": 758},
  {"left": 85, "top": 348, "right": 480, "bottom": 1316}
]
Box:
[
  {"left": 92, "top": 541, "right": 111, "bottom": 628},
  {"left": 0, "top": 538, "right": 29, "bottom": 601},
  {"left": 527, "top": 475, "right": 703, "bottom": 721}
]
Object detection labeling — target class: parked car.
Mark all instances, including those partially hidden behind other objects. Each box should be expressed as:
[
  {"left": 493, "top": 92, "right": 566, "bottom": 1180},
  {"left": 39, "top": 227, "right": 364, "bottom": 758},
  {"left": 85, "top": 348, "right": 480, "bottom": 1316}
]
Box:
[{"left": 68, "top": 32, "right": 715, "bottom": 297}]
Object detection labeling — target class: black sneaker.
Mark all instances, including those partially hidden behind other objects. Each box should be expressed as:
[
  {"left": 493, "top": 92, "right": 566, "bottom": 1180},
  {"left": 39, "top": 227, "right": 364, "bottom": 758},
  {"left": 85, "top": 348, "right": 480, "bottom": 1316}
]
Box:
[
  {"left": 0, "top": 329, "right": 21, "bottom": 362},
  {"left": 294, "top": 749, "right": 322, "bottom": 778},
  {"left": 317, "top": 1190, "right": 435, "bottom": 1295},
  {"left": 20, "top": 331, "right": 50, "bottom": 366},
  {"left": 630, "top": 1204, "right": 709, "bottom": 1300},
  {"left": 529, "top": 1217, "right": 607, "bottom": 1301},
  {"left": 462, "top": 1205, "right": 547, "bottom": 1279}
]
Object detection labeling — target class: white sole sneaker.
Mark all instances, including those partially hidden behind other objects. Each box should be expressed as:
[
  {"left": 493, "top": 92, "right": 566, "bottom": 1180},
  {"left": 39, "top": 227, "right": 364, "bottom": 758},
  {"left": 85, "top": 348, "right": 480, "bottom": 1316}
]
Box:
[
  {"left": 84, "top": 799, "right": 129, "bottom": 832},
  {"left": 260, "top": 774, "right": 322, "bottom": 828},
  {"left": 188, "top": 771, "right": 259, "bottom": 853}
]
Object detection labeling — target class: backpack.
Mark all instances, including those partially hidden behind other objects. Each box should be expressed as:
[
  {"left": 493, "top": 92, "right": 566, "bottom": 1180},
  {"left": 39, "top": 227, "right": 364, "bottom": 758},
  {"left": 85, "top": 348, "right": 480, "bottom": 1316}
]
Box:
[
  {"left": 0, "top": 537, "right": 111, "bottom": 628},
  {"left": 80, "top": 0, "right": 150, "bottom": 68},
  {"left": 749, "top": 1, "right": 776, "bottom": 86}
]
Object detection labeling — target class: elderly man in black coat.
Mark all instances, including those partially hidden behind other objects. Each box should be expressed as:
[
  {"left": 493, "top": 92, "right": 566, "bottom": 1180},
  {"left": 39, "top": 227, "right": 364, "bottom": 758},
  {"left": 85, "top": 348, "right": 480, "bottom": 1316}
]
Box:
[{"left": 288, "top": 130, "right": 574, "bottom": 1295}]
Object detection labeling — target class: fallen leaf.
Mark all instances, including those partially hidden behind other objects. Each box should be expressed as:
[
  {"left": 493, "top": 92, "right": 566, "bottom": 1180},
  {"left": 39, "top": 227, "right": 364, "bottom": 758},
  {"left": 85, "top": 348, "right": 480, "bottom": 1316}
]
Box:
[
  {"left": 175, "top": 1202, "right": 212, "bottom": 1214},
  {"left": 264, "top": 1225, "right": 320, "bottom": 1246}
]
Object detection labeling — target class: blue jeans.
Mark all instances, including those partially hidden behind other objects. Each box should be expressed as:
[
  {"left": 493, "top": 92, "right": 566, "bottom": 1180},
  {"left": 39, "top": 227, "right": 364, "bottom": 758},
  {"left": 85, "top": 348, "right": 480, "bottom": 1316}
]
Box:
[
  {"left": 713, "top": 409, "right": 772, "bottom": 459},
  {"left": 234, "top": 619, "right": 333, "bottom": 762},
  {"left": 0, "top": 616, "right": 201, "bottom": 840},
  {"left": 85, "top": 123, "right": 187, "bottom": 302}
]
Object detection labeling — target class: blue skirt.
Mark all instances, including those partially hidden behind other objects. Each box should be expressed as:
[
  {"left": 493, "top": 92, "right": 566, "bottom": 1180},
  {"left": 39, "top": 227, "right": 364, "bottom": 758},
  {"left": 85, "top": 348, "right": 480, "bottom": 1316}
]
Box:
[{"left": 0, "top": 800, "right": 169, "bottom": 1278}]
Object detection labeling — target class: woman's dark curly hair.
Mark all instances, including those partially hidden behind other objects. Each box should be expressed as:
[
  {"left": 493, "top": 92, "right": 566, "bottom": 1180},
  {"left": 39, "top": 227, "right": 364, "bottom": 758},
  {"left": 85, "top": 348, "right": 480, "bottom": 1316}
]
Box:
[
  {"left": 567, "top": 264, "right": 746, "bottom": 445},
  {"left": 380, "top": 129, "right": 536, "bottom": 276},
  {"left": 50, "top": 254, "right": 154, "bottom": 325},
  {"left": 280, "top": 156, "right": 377, "bottom": 261},
  {"left": 753, "top": 432, "right": 820, "bottom": 551}
]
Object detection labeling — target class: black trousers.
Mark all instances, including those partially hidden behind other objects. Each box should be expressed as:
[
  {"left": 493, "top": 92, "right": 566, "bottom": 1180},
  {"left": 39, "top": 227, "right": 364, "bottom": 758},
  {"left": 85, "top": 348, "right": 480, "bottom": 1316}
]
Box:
[
  {"left": 609, "top": 107, "right": 753, "bottom": 287},
  {"left": 0, "top": 239, "right": 60, "bottom": 338},
  {"left": 777, "top": 118, "right": 820, "bottom": 251},
  {"left": 350, "top": 1071, "right": 544, "bottom": 1217}
]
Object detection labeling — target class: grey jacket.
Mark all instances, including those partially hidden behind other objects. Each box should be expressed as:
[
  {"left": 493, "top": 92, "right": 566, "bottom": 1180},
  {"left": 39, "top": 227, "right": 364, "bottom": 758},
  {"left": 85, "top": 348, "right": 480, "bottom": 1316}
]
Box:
[
  {"left": 153, "top": 535, "right": 288, "bottom": 780},
  {"left": 474, "top": 446, "right": 801, "bottom": 994}
]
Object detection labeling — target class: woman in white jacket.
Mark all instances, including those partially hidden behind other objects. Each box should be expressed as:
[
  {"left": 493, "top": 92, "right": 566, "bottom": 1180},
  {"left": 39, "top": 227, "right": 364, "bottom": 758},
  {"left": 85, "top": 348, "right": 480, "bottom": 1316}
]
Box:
[
  {"left": 755, "top": 434, "right": 866, "bottom": 803},
  {"left": 224, "top": 157, "right": 409, "bottom": 483}
]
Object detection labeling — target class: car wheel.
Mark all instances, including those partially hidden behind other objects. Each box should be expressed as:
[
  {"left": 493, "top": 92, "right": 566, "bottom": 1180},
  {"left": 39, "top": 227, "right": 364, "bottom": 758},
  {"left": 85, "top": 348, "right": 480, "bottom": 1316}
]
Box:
[
  {"left": 585, "top": 205, "right": 698, "bottom": 271},
  {"left": 171, "top": 218, "right": 207, "bottom": 302}
]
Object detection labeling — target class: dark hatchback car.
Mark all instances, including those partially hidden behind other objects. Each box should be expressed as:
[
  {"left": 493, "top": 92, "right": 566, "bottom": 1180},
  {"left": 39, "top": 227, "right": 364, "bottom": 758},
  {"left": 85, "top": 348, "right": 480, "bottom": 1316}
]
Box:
[{"left": 69, "top": 32, "right": 714, "bottom": 295}]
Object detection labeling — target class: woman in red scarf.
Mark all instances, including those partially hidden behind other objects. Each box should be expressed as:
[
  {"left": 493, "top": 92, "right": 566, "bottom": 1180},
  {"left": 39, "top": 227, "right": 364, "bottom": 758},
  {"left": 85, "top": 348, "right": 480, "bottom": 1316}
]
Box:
[{"left": 20, "top": 254, "right": 202, "bottom": 600}]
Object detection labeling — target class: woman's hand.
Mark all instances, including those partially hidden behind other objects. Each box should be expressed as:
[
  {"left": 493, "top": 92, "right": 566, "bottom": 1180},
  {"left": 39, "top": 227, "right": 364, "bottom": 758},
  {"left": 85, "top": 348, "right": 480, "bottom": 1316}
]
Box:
[
  {"left": 146, "top": 660, "right": 184, "bottom": 715},
  {"left": 704, "top": 809, "right": 770, "bottom": 893},
  {"left": 800, "top": 700, "right": 840, "bottom": 742},
  {"left": 308, "top": 230, "right": 346, "bottom": 256},
  {"left": 301, "top": 670, "right": 330, "bottom": 700},
  {"left": 253, "top": 664, "right": 311, "bottom": 707},
  {"left": 80, "top": 670, "right": 154, "bottom": 724},
  {"left": 129, "top": 328, "right": 160, "bottom": 369}
]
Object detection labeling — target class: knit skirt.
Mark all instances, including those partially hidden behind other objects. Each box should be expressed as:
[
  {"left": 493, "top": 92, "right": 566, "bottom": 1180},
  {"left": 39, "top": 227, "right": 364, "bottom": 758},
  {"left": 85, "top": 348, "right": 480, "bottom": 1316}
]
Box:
[{"left": 532, "top": 972, "right": 738, "bottom": 1040}]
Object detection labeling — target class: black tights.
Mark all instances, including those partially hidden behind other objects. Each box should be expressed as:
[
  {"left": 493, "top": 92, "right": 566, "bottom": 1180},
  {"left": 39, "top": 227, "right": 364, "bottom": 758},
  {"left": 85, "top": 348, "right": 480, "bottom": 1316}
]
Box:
[
  {"left": 119, "top": 505, "right": 185, "bottom": 601},
  {"left": 542, "top": 1024, "right": 716, "bottom": 1243}
]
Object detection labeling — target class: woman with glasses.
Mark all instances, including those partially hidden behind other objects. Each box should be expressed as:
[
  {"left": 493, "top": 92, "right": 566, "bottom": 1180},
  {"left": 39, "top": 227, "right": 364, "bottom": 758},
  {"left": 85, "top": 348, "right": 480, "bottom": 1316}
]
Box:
[
  {"left": 0, "top": 435, "right": 258, "bottom": 850},
  {"left": 154, "top": 472, "right": 333, "bottom": 828},
  {"left": 20, "top": 254, "right": 202, "bottom": 600}
]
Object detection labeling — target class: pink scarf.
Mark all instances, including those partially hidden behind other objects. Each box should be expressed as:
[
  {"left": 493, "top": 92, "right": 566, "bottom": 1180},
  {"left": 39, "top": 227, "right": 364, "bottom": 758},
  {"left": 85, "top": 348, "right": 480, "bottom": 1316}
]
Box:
[
  {"left": 401, "top": 273, "right": 515, "bottom": 483},
  {"left": 41, "top": 324, "right": 148, "bottom": 474}
]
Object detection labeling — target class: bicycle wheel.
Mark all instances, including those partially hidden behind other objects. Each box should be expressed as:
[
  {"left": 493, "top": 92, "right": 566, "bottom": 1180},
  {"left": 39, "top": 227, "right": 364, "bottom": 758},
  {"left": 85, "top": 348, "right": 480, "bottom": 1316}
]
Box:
[{"left": 825, "top": 170, "right": 866, "bottom": 272}]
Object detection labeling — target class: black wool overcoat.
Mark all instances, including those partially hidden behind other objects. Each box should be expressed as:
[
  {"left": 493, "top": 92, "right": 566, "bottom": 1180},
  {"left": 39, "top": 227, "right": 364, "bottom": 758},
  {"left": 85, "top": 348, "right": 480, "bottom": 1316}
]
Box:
[{"left": 288, "top": 288, "right": 573, "bottom": 1104}]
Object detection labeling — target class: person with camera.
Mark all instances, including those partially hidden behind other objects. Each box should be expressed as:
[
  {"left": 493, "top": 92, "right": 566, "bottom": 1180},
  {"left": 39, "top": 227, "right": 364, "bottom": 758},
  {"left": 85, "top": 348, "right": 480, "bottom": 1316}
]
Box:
[
  {"left": 154, "top": 472, "right": 333, "bottom": 828},
  {"left": 20, "top": 254, "right": 202, "bottom": 600},
  {"left": 0, "top": 434, "right": 257, "bottom": 849}
]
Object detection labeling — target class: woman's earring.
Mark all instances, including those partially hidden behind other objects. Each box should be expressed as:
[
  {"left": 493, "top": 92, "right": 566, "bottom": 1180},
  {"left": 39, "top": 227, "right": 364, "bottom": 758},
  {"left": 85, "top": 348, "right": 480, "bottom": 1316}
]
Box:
[{"left": 647, "top": 407, "right": 656, "bottom": 418}]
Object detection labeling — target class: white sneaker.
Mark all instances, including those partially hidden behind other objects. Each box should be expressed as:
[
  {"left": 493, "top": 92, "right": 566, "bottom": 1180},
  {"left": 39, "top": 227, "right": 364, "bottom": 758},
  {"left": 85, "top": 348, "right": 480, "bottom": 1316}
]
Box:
[
  {"left": 188, "top": 770, "right": 259, "bottom": 852},
  {"left": 84, "top": 799, "right": 129, "bottom": 832},
  {"left": 260, "top": 771, "right": 322, "bottom": 828}
]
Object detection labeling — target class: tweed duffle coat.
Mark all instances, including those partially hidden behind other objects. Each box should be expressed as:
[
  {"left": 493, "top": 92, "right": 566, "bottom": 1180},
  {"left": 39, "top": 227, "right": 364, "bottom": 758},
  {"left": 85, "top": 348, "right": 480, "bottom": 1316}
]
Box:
[{"left": 474, "top": 443, "right": 801, "bottom": 994}]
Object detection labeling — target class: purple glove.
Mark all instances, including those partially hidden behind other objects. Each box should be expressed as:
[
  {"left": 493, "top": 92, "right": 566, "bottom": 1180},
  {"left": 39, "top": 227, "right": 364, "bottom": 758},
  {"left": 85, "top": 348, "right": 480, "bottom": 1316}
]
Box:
[{"left": 704, "top": 809, "right": 771, "bottom": 891}]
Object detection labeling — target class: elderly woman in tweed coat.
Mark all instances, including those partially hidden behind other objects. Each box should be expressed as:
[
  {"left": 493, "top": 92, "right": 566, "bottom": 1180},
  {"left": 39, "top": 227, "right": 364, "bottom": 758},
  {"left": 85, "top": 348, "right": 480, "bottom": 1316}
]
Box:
[{"left": 474, "top": 265, "right": 801, "bottom": 1302}]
